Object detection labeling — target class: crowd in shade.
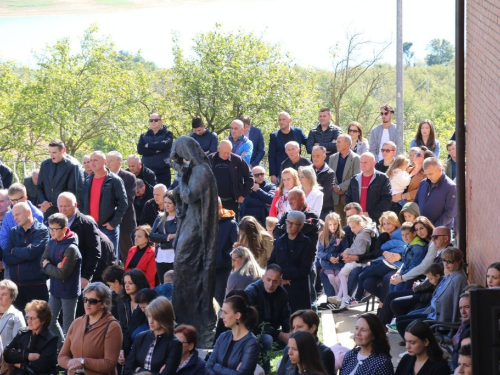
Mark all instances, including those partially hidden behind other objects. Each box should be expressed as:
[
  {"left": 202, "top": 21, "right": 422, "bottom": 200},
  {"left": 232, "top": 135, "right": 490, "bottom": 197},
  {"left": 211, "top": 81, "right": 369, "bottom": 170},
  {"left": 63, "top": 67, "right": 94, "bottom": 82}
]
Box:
[{"left": 0, "top": 104, "right": 476, "bottom": 375}]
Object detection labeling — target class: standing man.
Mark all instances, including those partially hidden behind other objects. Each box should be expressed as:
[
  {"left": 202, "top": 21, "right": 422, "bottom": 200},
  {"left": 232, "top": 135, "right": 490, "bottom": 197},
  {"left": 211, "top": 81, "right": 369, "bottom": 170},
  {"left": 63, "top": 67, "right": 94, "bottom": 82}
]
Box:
[
  {"left": 1, "top": 202, "right": 49, "bottom": 310},
  {"left": 369, "top": 104, "right": 397, "bottom": 161},
  {"left": 311, "top": 146, "right": 336, "bottom": 219},
  {"left": 0, "top": 190, "right": 9, "bottom": 227},
  {"left": 126, "top": 154, "right": 157, "bottom": 194},
  {"left": 228, "top": 119, "right": 253, "bottom": 166},
  {"left": 241, "top": 166, "right": 276, "bottom": 226},
  {"left": 24, "top": 169, "right": 39, "bottom": 206},
  {"left": 80, "top": 151, "right": 127, "bottom": 253},
  {"left": 190, "top": 117, "right": 218, "bottom": 155},
  {"left": 280, "top": 141, "right": 312, "bottom": 173},
  {"left": 268, "top": 112, "right": 308, "bottom": 185},
  {"left": 241, "top": 116, "right": 265, "bottom": 167},
  {"left": 414, "top": 157, "right": 457, "bottom": 228},
  {"left": 208, "top": 140, "right": 254, "bottom": 218},
  {"left": 0, "top": 159, "right": 14, "bottom": 189},
  {"left": 82, "top": 155, "right": 92, "bottom": 177},
  {"left": 306, "top": 108, "right": 342, "bottom": 162},
  {"left": 37, "top": 139, "right": 84, "bottom": 220},
  {"left": 57, "top": 192, "right": 101, "bottom": 291},
  {"left": 140, "top": 183, "right": 167, "bottom": 227},
  {"left": 375, "top": 141, "right": 397, "bottom": 173},
  {"left": 345, "top": 152, "right": 392, "bottom": 223},
  {"left": 134, "top": 179, "right": 153, "bottom": 224},
  {"left": 329, "top": 134, "right": 360, "bottom": 224},
  {"left": 137, "top": 113, "right": 173, "bottom": 187},
  {"left": 106, "top": 151, "right": 137, "bottom": 263}
]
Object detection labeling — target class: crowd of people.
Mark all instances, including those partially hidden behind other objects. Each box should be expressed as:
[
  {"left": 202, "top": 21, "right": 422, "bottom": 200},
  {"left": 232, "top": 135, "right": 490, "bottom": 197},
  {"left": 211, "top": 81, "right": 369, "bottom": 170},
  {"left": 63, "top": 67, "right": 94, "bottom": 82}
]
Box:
[{"left": 0, "top": 104, "right": 477, "bottom": 375}]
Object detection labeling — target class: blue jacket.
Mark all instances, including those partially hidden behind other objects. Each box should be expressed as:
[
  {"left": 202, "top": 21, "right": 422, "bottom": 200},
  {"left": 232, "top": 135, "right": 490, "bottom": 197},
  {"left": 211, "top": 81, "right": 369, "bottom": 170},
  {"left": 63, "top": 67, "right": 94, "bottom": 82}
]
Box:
[
  {"left": 367, "top": 230, "right": 405, "bottom": 269},
  {"left": 248, "top": 126, "right": 265, "bottom": 166},
  {"left": 217, "top": 211, "right": 239, "bottom": 270},
  {"left": 268, "top": 127, "right": 308, "bottom": 177},
  {"left": 0, "top": 201, "right": 43, "bottom": 250},
  {"left": 414, "top": 174, "right": 457, "bottom": 229},
  {"left": 2, "top": 219, "right": 49, "bottom": 286},
  {"left": 190, "top": 129, "right": 218, "bottom": 154},
  {"left": 41, "top": 230, "right": 82, "bottom": 299},
  {"left": 175, "top": 349, "right": 206, "bottom": 375},
  {"left": 206, "top": 331, "right": 259, "bottom": 375},
  {"left": 399, "top": 236, "right": 428, "bottom": 276},
  {"left": 306, "top": 123, "right": 343, "bottom": 155},
  {"left": 241, "top": 179, "right": 276, "bottom": 226},
  {"left": 137, "top": 125, "right": 173, "bottom": 174},
  {"left": 317, "top": 235, "right": 349, "bottom": 271},
  {"left": 228, "top": 135, "right": 253, "bottom": 166}
]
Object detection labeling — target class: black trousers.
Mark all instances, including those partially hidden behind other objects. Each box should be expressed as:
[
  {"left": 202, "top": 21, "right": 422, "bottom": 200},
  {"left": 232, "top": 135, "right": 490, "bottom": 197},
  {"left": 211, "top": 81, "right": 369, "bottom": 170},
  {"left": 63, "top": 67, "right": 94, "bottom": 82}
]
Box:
[{"left": 14, "top": 284, "right": 49, "bottom": 311}]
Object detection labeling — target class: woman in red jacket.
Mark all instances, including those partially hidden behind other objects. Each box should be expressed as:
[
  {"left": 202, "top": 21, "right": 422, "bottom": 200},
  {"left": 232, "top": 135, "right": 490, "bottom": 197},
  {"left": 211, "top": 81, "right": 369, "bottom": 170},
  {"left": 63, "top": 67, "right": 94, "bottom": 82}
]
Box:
[{"left": 125, "top": 225, "right": 157, "bottom": 288}]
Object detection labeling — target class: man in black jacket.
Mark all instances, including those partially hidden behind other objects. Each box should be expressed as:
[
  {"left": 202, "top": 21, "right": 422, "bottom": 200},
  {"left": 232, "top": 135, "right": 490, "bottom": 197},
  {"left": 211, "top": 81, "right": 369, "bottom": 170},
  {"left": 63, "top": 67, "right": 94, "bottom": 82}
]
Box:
[
  {"left": 0, "top": 160, "right": 14, "bottom": 189},
  {"left": 81, "top": 151, "right": 127, "bottom": 254},
  {"left": 245, "top": 264, "right": 290, "bottom": 374},
  {"left": 134, "top": 179, "right": 153, "bottom": 224},
  {"left": 306, "top": 108, "right": 342, "bottom": 162},
  {"left": 140, "top": 183, "right": 166, "bottom": 226},
  {"left": 208, "top": 140, "right": 254, "bottom": 220},
  {"left": 345, "top": 152, "right": 392, "bottom": 224},
  {"left": 107, "top": 151, "right": 137, "bottom": 263},
  {"left": 37, "top": 139, "right": 84, "bottom": 220},
  {"left": 23, "top": 169, "right": 39, "bottom": 206},
  {"left": 311, "top": 146, "right": 336, "bottom": 219},
  {"left": 126, "top": 154, "right": 157, "bottom": 194}
]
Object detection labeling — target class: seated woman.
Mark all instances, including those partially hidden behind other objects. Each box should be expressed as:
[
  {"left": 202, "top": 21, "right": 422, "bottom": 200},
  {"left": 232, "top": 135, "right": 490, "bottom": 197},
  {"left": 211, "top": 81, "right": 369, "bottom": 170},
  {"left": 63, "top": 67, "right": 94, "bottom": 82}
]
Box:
[
  {"left": 394, "top": 248, "right": 468, "bottom": 339},
  {"left": 124, "top": 297, "right": 182, "bottom": 375},
  {"left": 125, "top": 225, "right": 157, "bottom": 288},
  {"left": 117, "top": 269, "right": 151, "bottom": 366},
  {"left": 277, "top": 310, "right": 335, "bottom": 375},
  {"left": 150, "top": 190, "right": 178, "bottom": 281},
  {"left": 4, "top": 300, "right": 57, "bottom": 375},
  {"left": 174, "top": 324, "right": 206, "bottom": 375},
  {"left": 225, "top": 246, "right": 263, "bottom": 298},
  {"left": 339, "top": 313, "right": 393, "bottom": 375},
  {"left": 287, "top": 330, "right": 328, "bottom": 375},
  {"left": 298, "top": 165, "right": 323, "bottom": 215},
  {"left": 58, "top": 282, "right": 122, "bottom": 375},
  {"left": 396, "top": 320, "right": 449, "bottom": 375},
  {"left": 0, "top": 280, "right": 26, "bottom": 353},
  {"left": 269, "top": 168, "right": 300, "bottom": 219},
  {"left": 206, "top": 295, "right": 260, "bottom": 375},
  {"left": 102, "top": 265, "right": 126, "bottom": 318},
  {"left": 235, "top": 216, "right": 274, "bottom": 269},
  {"left": 486, "top": 262, "right": 500, "bottom": 288}
]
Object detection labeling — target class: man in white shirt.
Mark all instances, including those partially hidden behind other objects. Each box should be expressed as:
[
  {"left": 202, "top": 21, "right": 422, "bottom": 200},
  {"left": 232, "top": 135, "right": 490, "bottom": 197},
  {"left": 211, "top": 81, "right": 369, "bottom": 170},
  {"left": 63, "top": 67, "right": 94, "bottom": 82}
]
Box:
[{"left": 369, "top": 104, "right": 397, "bottom": 161}]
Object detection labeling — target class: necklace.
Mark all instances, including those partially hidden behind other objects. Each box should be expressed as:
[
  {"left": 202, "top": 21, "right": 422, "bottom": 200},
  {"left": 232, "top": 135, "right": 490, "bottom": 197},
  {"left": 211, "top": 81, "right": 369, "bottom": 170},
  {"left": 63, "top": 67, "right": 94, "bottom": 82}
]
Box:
[{"left": 86, "top": 313, "right": 105, "bottom": 332}]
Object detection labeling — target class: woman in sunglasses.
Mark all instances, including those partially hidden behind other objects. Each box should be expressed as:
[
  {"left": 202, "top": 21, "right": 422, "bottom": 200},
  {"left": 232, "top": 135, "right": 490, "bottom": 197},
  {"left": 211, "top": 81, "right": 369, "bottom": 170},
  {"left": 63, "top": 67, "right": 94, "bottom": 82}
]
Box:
[
  {"left": 347, "top": 121, "right": 369, "bottom": 155},
  {"left": 59, "top": 282, "right": 123, "bottom": 375},
  {"left": 4, "top": 299, "right": 58, "bottom": 375}
]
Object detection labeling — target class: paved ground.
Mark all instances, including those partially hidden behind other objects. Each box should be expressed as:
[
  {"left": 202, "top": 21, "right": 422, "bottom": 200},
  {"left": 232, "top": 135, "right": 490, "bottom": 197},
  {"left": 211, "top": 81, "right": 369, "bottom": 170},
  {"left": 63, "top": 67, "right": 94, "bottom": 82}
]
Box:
[{"left": 318, "top": 296, "right": 407, "bottom": 370}]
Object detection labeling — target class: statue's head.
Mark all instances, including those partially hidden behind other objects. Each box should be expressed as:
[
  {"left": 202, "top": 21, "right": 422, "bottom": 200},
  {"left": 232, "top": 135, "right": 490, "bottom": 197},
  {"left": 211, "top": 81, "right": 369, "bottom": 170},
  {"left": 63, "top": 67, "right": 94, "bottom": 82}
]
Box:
[{"left": 169, "top": 136, "right": 208, "bottom": 173}]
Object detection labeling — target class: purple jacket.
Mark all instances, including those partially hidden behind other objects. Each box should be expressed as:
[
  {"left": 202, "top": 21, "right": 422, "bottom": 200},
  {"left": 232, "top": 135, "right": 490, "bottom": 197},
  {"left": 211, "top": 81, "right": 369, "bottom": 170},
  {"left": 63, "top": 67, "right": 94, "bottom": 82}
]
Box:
[{"left": 414, "top": 174, "right": 456, "bottom": 228}]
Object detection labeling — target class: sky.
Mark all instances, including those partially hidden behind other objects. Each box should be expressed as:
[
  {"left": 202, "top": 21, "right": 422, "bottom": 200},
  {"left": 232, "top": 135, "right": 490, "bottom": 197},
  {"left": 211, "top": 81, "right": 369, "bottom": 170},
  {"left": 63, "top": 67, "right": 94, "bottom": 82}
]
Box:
[{"left": 0, "top": 0, "right": 456, "bottom": 69}]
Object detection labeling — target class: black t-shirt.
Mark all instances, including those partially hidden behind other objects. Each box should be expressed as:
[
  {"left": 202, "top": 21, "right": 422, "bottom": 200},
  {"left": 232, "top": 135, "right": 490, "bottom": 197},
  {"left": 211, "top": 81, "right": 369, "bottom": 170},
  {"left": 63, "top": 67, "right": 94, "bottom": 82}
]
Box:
[
  {"left": 128, "top": 245, "right": 147, "bottom": 269},
  {"left": 213, "top": 154, "right": 233, "bottom": 199},
  {"left": 281, "top": 130, "right": 295, "bottom": 146},
  {"left": 375, "top": 159, "right": 390, "bottom": 173},
  {"left": 223, "top": 340, "right": 237, "bottom": 367}
]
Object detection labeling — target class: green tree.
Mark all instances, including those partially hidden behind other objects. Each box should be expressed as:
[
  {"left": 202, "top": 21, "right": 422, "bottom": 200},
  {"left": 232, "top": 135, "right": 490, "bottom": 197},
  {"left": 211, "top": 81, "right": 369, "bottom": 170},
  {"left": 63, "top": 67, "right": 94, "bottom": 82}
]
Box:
[
  {"left": 403, "top": 42, "right": 414, "bottom": 66},
  {"left": 425, "top": 39, "right": 454, "bottom": 66}
]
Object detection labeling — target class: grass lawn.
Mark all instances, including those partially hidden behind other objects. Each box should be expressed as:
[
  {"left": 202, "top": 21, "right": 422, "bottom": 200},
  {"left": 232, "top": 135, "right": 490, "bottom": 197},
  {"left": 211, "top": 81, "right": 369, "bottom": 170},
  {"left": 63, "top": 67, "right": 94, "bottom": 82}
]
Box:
[{"left": 0, "top": 0, "right": 53, "bottom": 7}]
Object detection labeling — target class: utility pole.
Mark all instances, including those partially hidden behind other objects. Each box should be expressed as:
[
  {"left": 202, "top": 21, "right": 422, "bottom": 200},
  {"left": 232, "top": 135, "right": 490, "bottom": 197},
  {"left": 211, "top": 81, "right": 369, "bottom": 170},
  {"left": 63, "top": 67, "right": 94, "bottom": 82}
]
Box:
[{"left": 396, "top": 0, "right": 404, "bottom": 154}]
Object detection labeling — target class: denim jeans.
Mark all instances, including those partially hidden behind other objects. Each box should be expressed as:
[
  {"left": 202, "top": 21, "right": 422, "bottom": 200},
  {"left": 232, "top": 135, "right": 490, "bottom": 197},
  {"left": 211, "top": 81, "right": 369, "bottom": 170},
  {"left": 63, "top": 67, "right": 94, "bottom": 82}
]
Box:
[
  {"left": 100, "top": 225, "right": 120, "bottom": 259},
  {"left": 354, "top": 261, "right": 396, "bottom": 301},
  {"left": 49, "top": 295, "right": 78, "bottom": 348}
]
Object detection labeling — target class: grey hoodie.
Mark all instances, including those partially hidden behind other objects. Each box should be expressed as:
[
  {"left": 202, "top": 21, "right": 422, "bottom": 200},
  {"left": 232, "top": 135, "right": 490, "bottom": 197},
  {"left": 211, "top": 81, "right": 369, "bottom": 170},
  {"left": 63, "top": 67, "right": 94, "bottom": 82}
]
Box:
[
  {"left": 346, "top": 221, "right": 377, "bottom": 255},
  {"left": 399, "top": 201, "right": 421, "bottom": 223}
]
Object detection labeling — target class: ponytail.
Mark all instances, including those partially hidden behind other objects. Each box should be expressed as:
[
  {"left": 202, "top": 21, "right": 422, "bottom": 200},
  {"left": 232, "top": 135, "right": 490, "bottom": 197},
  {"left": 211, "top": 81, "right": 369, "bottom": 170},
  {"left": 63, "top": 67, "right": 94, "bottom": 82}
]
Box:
[{"left": 224, "top": 295, "right": 259, "bottom": 330}]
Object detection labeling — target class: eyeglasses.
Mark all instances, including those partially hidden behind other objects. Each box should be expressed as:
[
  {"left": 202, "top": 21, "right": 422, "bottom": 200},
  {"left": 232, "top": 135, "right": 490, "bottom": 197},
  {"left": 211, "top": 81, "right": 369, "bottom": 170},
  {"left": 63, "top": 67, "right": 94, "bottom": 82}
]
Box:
[
  {"left": 380, "top": 112, "right": 390, "bottom": 116},
  {"left": 25, "top": 316, "right": 39, "bottom": 322},
  {"left": 149, "top": 119, "right": 161, "bottom": 123},
  {"left": 348, "top": 129, "right": 359, "bottom": 133},
  {"left": 9, "top": 196, "right": 24, "bottom": 204},
  {"left": 381, "top": 149, "right": 394, "bottom": 153},
  {"left": 83, "top": 297, "right": 102, "bottom": 305},
  {"left": 285, "top": 220, "right": 301, "bottom": 227},
  {"left": 442, "top": 259, "right": 456, "bottom": 264},
  {"left": 431, "top": 234, "right": 447, "bottom": 240},
  {"left": 254, "top": 173, "right": 265, "bottom": 178},
  {"left": 48, "top": 227, "right": 63, "bottom": 232}
]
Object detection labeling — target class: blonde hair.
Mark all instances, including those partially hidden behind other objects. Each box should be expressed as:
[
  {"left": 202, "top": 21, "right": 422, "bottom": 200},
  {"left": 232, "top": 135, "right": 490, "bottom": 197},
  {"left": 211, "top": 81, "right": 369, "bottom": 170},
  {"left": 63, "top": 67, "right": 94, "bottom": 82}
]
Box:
[
  {"left": 146, "top": 297, "right": 175, "bottom": 336},
  {"left": 230, "top": 247, "right": 263, "bottom": 278},
  {"left": 238, "top": 216, "right": 273, "bottom": 260},
  {"left": 320, "top": 212, "right": 345, "bottom": 245},
  {"left": 277, "top": 168, "right": 300, "bottom": 197},
  {"left": 386, "top": 155, "right": 410, "bottom": 178},
  {"left": 266, "top": 217, "right": 278, "bottom": 228},
  {"left": 298, "top": 165, "right": 322, "bottom": 191},
  {"left": 347, "top": 214, "right": 370, "bottom": 227},
  {"left": 379, "top": 211, "right": 401, "bottom": 234}
]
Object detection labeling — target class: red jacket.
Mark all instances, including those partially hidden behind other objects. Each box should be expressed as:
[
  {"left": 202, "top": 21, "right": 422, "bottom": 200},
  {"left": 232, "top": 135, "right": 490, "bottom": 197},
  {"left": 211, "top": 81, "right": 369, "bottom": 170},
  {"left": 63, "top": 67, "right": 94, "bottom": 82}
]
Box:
[{"left": 124, "top": 246, "right": 156, "bottom": 288}]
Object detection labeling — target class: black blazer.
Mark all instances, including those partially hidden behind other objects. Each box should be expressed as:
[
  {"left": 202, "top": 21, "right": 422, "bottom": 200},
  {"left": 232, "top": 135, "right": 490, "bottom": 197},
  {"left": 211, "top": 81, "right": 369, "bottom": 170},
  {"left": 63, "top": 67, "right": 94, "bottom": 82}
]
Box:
[
  {"left": 4, "top": 326, "right": 58, "bottom": 375},
  {"left": 124, "top": 330, "right": 182, "bottom": 375},
  {"left": 395, "top": 354, "right": 450, "bottom": 375},
  {"left": 118, "top": 169, "right": 137, "bottom": 232},
  {"left": 69, "top": 210, "right": 101, "bottom": 281}
]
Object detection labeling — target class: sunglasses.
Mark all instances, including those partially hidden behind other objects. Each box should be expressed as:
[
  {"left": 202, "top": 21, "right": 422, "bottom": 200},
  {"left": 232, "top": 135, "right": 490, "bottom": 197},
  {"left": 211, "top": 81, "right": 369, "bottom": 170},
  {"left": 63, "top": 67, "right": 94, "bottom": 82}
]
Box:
[
  {"left": 254, "top": 173, "right": 265, "bottom": 178},
  {"left": 431, "top": 234, "right": 446, "bottom": 240},
  {"left": 381, "top": 149, "right": 394, "bottom": 153},
  {"left": 442, "top": 259, "right": 456, "bottom": 264},
  {"left": 83, "top": 297, "right": 102, "bottom": 305},
  {"left": 149, "top": 119, "right": 161, "bottom": 123},
  {"left": 348, "top": 129, "right": 359, "bottom": 133},
  {"left": 380, "top": 112, "right": 390, "bottom": 116}
]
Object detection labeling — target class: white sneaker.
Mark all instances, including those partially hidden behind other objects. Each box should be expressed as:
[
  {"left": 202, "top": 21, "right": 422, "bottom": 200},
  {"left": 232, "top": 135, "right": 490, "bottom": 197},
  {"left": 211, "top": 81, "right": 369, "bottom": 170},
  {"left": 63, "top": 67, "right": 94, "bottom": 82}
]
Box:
[{"left": 327, "top": 295, "right": 342, "bottom": 305}]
